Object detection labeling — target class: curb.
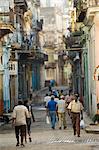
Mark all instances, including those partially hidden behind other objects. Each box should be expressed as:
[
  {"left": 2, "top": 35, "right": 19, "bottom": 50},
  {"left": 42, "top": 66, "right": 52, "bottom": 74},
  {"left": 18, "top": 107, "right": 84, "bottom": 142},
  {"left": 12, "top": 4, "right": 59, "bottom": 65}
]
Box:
[{"left": 85, "top": 125, "right": 99, "bottom": 134}]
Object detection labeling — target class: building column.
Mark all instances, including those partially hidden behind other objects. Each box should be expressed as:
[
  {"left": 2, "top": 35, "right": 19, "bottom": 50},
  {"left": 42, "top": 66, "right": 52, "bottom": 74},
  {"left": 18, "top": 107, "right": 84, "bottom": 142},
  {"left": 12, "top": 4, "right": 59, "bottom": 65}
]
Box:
[
  {"left": 3, "top": 46, "right": 10, "bottom": 113},
  {"left": 40, "top": 63, "right": 45, "bottom": 88},
  {"left": 0, "top": 41, "right": 3, "bottom": 115}
]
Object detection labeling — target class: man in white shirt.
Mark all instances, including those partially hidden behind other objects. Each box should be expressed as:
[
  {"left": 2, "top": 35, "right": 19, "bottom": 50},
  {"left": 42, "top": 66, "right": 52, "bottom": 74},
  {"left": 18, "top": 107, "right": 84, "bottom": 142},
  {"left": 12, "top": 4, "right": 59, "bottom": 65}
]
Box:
[
  {"left": 12, "top": 100, "right": 29, "bottom": 147},
  {"left": 68, "top": 94, "right": 83, "bottom": 137},
  {"left": 44, "top": 94, "right": 51, "bottom": 107},
  {"left": 57, "top": 95, "right": 67, "bottom": 129}
]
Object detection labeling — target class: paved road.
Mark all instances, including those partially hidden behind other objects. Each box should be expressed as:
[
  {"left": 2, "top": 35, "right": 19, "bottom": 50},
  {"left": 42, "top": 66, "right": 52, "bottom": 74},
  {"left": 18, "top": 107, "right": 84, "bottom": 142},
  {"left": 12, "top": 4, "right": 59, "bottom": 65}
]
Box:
[
  {"left": 0, "top": 86, "right": 99, "bottom": 150},
  {"left": 0, "top": 107, "right": 99, "bottom": 150}
]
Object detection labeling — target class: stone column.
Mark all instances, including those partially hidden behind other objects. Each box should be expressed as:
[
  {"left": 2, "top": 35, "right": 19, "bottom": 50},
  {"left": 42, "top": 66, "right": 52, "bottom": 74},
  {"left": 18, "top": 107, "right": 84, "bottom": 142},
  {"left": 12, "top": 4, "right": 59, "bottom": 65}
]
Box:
[{"left": 0, "top": 41, "right": 3, "bottom": 115}]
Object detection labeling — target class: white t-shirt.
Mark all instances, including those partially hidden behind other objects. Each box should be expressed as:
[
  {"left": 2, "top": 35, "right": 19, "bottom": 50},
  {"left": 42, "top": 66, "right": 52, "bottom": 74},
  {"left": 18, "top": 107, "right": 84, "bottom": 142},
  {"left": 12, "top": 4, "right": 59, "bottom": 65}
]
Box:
[
  {"left": 44, "top": 96, "right": 51, "bottom": 106},
  {"left": 57, "top": 100, "right": 66, "bottom": 113},
  {"left": 54, "top": 97, "right": 59, "bottom": 103},
  {"left": 12, "top": 105, "right": 29, "bottom": 126}
]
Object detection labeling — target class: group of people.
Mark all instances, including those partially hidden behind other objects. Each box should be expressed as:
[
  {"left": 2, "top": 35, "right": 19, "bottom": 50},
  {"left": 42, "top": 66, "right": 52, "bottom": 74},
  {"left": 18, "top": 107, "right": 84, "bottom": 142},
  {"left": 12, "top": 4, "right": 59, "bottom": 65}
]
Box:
[
  {"left": 12, "top": 100, "right": 35, "bottom": 147},
  {"left": 44, "top": 90, "right": 84, "bottom": 137},
  {"left": 12, "top": 89, "right": 84, "bottom": 147}
]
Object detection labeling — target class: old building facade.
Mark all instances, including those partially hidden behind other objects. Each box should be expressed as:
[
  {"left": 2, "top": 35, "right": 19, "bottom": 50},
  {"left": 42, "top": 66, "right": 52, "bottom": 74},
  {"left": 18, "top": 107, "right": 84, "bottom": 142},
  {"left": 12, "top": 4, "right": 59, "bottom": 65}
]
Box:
[
  {"left": 0, "top": 0, "right": 47, "bottom": 114},
  {"left": 68, "top": 0, "right": 99, "bottom": 117}
]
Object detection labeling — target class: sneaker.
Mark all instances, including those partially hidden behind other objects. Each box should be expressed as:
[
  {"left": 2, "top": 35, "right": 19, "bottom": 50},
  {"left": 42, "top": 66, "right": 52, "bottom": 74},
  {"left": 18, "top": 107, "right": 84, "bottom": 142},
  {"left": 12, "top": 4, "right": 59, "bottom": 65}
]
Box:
[
  {"left": 16, "top": 143, "right": 19, "bottom": 147},
  {"left": 52, "top": 127, "right": 55, "bottom": 130},
  {"left": 29, "top": 137, "right": 32, "bottom": 142},
  {"left": 59, "top": 127, "right": 61, "bottom": 130},
  {"left": 64, "top": 126, "right": 67, "bottom": 129},
  {"left": 74, "top": 131, "right": 76, "bottom": 136}
]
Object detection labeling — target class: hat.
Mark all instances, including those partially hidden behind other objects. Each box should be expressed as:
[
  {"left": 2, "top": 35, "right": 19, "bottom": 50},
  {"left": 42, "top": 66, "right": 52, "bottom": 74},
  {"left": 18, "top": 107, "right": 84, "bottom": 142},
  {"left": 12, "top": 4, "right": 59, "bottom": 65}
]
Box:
[{"left": 74, "top": 93, "right": 79, "bottom": 98}]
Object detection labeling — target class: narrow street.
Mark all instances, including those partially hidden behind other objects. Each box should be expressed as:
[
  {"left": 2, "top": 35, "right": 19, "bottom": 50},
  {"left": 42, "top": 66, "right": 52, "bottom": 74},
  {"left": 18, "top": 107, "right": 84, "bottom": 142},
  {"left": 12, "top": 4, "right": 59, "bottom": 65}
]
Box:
[
  {"left": 0, "top": 101, "right": 99, "bottom": 150},
  {"left": 0, "top": 1, "right": 99, "bottom": 150}
]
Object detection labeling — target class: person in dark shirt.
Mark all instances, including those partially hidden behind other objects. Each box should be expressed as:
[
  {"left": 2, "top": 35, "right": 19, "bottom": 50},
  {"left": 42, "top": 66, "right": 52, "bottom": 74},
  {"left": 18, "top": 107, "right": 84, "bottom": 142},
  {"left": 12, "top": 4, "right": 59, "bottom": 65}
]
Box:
[{"left": 47, "top": 96, "right": 57, "bottom": 129}]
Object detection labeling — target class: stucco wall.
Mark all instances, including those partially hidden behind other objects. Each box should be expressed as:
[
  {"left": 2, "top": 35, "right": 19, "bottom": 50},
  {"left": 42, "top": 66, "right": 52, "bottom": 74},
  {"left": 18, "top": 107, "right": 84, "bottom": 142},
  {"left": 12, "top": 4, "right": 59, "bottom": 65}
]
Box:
[{"left": 94, "top": 13, "right": 99, "bottom": 112}]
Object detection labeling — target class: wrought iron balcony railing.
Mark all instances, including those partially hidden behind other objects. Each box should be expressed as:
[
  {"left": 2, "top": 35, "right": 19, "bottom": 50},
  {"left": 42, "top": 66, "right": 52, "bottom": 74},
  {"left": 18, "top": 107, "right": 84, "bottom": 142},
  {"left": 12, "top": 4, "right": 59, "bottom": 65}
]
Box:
[
  {"left": 0, "top": 7, "right": 15, "bottom": 38},
  {"left": 14, "top": 0, "right": 27, "bottom": 5},
  {"left": 0, "top": 7, "right": 14, "bottom": 26},
  {"left": 66, "top": 30, "right": 85, "bottom": 49},
  {"left": 14, "top": 0, "right": 28, "bottom": 10}
]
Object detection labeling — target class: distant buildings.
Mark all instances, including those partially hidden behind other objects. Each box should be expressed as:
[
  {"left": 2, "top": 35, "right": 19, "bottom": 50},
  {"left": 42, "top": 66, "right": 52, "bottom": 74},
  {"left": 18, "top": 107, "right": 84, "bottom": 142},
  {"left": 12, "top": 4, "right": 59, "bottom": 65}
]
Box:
[{"left": 40, "top": 0, "right": 72, "bottom": 86}]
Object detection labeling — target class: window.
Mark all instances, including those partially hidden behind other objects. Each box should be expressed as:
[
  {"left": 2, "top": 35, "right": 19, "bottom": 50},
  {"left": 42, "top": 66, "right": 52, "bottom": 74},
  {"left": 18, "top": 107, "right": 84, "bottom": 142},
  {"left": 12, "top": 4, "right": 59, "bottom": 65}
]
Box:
[{"left": 46, "top": 0, "right": 50, "bottom": 7}]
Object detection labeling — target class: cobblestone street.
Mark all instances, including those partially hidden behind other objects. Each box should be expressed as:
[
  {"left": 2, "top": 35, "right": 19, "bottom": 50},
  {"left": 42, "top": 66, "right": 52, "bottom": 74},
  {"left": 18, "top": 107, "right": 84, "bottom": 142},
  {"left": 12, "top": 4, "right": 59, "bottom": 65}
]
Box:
[{"left": 0, "top": 107, "right": 99, "bottom": 150}]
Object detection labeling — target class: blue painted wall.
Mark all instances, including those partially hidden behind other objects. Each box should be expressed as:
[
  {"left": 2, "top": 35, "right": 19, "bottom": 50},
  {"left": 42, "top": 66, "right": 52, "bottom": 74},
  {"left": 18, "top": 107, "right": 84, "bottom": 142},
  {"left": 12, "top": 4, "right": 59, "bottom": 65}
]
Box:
[{"left": 32, "top": 63, "right": 40, "bottom": 91}]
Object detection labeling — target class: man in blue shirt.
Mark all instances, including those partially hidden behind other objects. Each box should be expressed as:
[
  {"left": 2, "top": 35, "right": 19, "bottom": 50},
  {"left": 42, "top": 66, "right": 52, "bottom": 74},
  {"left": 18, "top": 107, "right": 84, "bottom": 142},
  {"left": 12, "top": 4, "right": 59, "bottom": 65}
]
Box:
[{"left": 47, "top": 96, "right": 57, "bottom": 129}]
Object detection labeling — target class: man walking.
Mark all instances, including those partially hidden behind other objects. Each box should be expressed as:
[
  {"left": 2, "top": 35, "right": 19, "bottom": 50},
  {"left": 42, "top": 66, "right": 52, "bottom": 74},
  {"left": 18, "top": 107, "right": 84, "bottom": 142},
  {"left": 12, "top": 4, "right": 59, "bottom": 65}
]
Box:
[
  {"left": 44, "top": 93, "right": 51, "bottom": 107},
  {"left": 68, "top": 94, "right": 83, "bottom": 137},
  {"left": 57, "top": 95, "right": 67, "bottom": 130},
  {"left": 12, "top": 100, "right": 29, "bottom": 147},
  {"left": 47, "top": 95, "right": 57, "bottom": 129}
]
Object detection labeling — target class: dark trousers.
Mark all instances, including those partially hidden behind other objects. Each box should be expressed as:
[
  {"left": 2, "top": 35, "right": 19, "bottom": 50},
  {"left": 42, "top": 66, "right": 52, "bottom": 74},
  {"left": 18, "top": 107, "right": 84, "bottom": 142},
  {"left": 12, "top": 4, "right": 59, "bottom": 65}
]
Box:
[
  {"left": 26, "top": 118, "right": 31, "bottom": 135},
  {"left": 71, "top": 112, "right": 80, "bottom": 136},
  {"left": 15, "top": 125, "right": 26, "bottom": 144}
]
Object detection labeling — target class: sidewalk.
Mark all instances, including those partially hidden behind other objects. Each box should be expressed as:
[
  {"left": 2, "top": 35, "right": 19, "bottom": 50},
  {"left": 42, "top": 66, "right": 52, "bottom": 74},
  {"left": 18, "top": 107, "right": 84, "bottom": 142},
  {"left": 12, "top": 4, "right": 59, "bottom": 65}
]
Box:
[{"left": 0, "top": 107, "right": 99, "bottom": 150}]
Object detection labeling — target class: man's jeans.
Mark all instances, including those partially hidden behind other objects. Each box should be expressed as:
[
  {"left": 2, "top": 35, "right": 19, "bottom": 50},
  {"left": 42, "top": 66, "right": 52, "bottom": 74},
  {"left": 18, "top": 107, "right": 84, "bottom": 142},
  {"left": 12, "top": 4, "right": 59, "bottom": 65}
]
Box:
[{"left": 49, "top": 111, "right": 56, "bottom": 128}]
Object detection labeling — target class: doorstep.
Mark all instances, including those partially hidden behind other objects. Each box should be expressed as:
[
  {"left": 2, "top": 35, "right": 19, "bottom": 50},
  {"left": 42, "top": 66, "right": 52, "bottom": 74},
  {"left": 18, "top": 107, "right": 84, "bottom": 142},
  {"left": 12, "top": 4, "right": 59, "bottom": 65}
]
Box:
[{"left": 85, "top": 124, "right": 99, "bottom": 134}]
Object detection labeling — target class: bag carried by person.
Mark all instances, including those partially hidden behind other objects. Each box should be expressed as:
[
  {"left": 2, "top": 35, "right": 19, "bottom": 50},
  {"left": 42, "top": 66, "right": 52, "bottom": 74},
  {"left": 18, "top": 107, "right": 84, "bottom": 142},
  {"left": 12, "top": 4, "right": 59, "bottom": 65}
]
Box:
[
  {"left": 80, "top": 119, "right": 85, "bottom": 129},
  {"left": 46, "top": 115, "right": 50, "bottom": 124}
]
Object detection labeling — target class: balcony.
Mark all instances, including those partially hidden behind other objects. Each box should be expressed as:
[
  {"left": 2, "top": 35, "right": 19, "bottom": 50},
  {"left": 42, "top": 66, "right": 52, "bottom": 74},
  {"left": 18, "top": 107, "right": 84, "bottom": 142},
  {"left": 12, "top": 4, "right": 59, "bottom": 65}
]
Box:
[
  {"left": 77, "top": 0, "right": 99, "bottom": 22},
  {"left": 66, "top": 30, "right": 85, "bottom": 49},
  {"left": 45, "top": 62, "right": 56, "bottom": 69},
  {"left": 88, "top": 0, "right": 99, "bottom": 6},
  {"left": 86, "top": 1, "right": 99, "bottom": 25},
  {"left": 0, "top": 7, "right": 15, "bottom": 38},
  {"left": 35, "top": 52, "right": 48, "bottom": 61},
  {"left": 18, "top": 51, "right": 48, "bottom": 62},
  {"left": 34, "top": 0, "right": 40, "bottom": 7},
  {"left": 14, "top": 0, "right": 27, "bottom": 10},
  {"left": 33, "top": 19, "right": 43, "bottom": 31}
]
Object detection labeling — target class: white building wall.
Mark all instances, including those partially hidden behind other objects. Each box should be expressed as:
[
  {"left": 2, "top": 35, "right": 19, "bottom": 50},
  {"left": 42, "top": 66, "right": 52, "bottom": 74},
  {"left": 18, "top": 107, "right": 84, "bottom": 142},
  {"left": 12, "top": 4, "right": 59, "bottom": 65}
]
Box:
[{"left": 89, "top": 24, "right": 97, "bottom": 115}]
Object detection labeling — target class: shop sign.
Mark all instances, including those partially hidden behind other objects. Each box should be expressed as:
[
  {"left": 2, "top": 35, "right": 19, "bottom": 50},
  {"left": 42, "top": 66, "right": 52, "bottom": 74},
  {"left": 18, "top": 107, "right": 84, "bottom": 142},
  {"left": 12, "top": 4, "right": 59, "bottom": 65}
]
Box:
[{"left": 9, "top": 61, "right": 18, "bottom": 75}]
